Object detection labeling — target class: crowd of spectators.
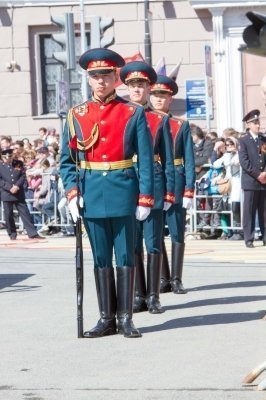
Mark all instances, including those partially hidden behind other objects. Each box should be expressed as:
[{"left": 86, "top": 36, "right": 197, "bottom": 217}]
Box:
[
  {"left": 190, "top": 125, "right": 246, "bottom": 239},
  {"left": 0, "top": 127, "right": 74, "bottom": 237},
  {"left": 0, "top": 124, "right": 263, "bottom": 240}
]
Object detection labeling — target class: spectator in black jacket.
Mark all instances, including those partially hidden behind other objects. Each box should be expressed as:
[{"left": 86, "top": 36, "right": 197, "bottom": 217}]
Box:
[
  {"left": 191, "top": 125, "right": 214, "bottom": 179},
  {"left": 191, "top": 125, "right": 214, "bottom": 231},
  {"left": 0, "top": 149, "right": 43, "bottom": 240}
]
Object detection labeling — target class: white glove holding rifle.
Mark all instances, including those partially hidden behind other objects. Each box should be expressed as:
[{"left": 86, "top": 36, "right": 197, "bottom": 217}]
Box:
[
  {"left": 135, "top": 206, "right": 151, "bottom": 221},
  {"left": 182, "top": 197, "right": 193, "bottom": 210},
  {"left": 68, "top": 196, "right": 84, "bottom": 223},
  {"left": 163, "top": 201, "right": 172, "bottom": 211}
]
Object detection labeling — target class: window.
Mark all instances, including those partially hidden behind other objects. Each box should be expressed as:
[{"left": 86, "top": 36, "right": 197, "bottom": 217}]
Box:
[{"left": 39, "top": 32, "right": 90, "bottom": 115}]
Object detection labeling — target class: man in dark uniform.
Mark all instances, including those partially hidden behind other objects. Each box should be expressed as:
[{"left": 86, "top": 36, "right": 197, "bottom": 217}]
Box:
[
  {"left": 60, "top": 49, "right": 154, "bottom": 338},
  {"left": 239, "top": 109, "right": 266, "bottom": 248},
  {"left": 0, "top": 149, "right": 44, "bottom": 240},
  {"left": 150, "top": 75, "right": 196, "bottom": 294},
  {"left": 120, "top": 62, "right": 175, "bottom": 314}
]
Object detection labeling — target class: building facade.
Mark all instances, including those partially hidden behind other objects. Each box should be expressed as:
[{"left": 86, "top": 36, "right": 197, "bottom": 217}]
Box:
[{"left": 0, "top": 0, "right": 265, "bottom": 139}]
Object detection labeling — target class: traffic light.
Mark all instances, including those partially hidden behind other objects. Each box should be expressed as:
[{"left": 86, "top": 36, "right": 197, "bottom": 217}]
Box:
[
  {"left": 239, "top": 11, "right": 266, "bottom": 57},
  {"left": 100, "top": 17, "right": 115, "bottom": 48},
  {"left": 89, "top": 15, "right": 114, "bottom": 48},
  {"left": 51, "top": 13, "right": 76, "bottom": 69}
]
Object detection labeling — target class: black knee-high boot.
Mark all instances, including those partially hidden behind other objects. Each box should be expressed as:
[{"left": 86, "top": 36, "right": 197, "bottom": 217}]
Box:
[
  {"left": 84, "top": 268, "right": 117, "bottom": 338},
  {"left": 117, "top": 267, "right": 142, "bottom": 338},
  {"left": 160, "top": 240, "right": 172, "bottom": 293},
  {"left": 133, "top": 252, "right": 148, "bottom": 312},
  {"left": 171, "top": 242, "right": 187, "bottom": 294},
  {"left": 146, "top": 253, "right": 165, "bottom": 314}
]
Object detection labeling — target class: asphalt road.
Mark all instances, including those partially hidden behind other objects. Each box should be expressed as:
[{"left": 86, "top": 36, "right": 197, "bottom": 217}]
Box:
[{"left": 0, "top": 234, "right": 265, "bottom": 400}]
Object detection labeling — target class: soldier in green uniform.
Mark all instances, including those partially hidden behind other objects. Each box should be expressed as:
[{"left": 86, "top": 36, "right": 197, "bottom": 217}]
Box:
[
  {"left": 60, "top": 49, "right": 154, "bottom": 338},
  {"left": 150, "top": 75, "right": 195, "bottom": 294},
  {"left": 120, "top": 62, "right": 175, "bottom": 314}
]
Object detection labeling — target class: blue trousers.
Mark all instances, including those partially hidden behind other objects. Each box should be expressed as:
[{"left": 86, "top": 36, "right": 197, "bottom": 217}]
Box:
[
  {"left": 135, "top": 209, "right": 164, "bottom": 254},
  {"left": 243, "top": 190, "right": 266, "bottom": 242},
  {"left": 3, "top": 201, "right": 37, "bottom": 238},
  {"left": 84, "top": 216, "right": 136, "bottom": 268},
  {"left": 166, "top": 203, "right": 186, "bottom": 243}
]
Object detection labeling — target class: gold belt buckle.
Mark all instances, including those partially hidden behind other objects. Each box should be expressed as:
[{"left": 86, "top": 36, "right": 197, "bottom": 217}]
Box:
[{"left": 103, "top": 162, "right": 111, "bottom": 170}]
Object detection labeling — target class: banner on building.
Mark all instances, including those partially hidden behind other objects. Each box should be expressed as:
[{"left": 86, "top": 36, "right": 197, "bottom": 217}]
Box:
[{"left": 186, "top": 79, "right": 213, "bottom": 119}]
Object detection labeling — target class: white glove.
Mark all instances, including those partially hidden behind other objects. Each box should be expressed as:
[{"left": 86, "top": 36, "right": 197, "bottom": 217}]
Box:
[
  {"left": 68, "top": 196, "right": 84, "bottom": 223},
  {"left": 135, "top": 206, "right": 151, "bottom": 221},
  {"left": 182, "top": 197, "right": 193, "bottom": 210},
  {"left": 163, "top": 201, "right": 172, "bottom": 211}
]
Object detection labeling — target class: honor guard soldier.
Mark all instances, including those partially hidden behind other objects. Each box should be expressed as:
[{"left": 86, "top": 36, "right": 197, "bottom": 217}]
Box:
[
  {"left": 120, "top": 61, "right": 175, "bottom": 314},
  {"left": 239, "top": 109, "right": 266, "bottom": 248},
  {"left": 0, "top": 149, "right": 44, "bottom": 240},
  {"left": 60, "top": 49, "right": 154, "bottom": 338},
  {"left": 150, "top": 75, "right": 196, "bottom": 294}
]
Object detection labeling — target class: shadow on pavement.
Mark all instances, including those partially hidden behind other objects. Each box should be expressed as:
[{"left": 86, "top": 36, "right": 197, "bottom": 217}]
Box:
[
  {"left": 164, "top": 295, "right": 266, "bottom": 311},
  {"left": 0, "top": 274, "right": 40, "bottom": 292},
  {"left": 139, "top": 312, "right": 262, "bottom": 333},
  {"left": 189, "top": 281, "right": 266, "bottom": 291}
]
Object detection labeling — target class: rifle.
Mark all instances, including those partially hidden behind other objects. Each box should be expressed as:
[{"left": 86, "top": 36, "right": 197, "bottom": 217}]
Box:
[
  {"left": 75, "top": 148, "right": 84, "bottom": 338},
  {"left": 75, "top": 214, "right": 84, "bottom": 338}
]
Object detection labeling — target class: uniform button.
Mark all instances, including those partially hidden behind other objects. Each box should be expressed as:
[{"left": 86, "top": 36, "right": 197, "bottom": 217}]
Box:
[
  {"left": 129, "top": 107, "right": 133, "bottom": 111},
  {"left": 158, "top": 115, "right": 162, "bottom": 119},
  {"left": 102, "top": 155, "right": 107, "bottom": 159},
  {"left": 100, "top": 105, "right": 105, "bottom": 110},
  {"left": 100, "top": 120, "right": 105, "bottom": 125},
  {"left": 101, "top": 137, "right": 106, "bottom": 142},
  {"left": 11, "top": 174, "right": 13, "bottom": 176},
  {"left": 102, "top": 172, "right": 107, "bottom": 176}
]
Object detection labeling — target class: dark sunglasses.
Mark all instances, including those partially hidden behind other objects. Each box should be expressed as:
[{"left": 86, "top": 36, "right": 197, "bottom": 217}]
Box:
[{"left": 1, "top": 154, "right": 12, "bottom": 158}]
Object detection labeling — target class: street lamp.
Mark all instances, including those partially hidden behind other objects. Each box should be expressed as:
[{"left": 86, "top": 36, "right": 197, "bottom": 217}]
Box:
[
  {"left": 144, "top": 0, "right": 152, "bottom": 65},
  {"left": 79, "top": 0, "right": 89, "bottom": 101}
]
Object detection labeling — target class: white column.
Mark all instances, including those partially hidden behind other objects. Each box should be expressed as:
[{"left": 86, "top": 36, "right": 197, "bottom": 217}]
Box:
[{"left": 224, "top": 28, "right": 244, "bottom": 132}]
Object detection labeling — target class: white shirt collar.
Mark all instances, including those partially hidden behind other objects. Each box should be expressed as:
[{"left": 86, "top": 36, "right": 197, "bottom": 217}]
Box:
[{"left": 249, "top": 131, "right": 259, "bottom": 140}]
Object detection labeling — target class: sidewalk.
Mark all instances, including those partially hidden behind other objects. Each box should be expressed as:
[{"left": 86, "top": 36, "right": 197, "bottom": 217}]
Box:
[
  {"left": 0, "top": 230, "right": 265, "bottom": 264},
  {"left": 0, "top": 232, "right": 266, "bottom": 400}
]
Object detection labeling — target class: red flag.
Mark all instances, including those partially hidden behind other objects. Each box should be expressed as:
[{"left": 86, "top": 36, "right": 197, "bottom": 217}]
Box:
[{"left": 115, "top": 52, "right": 145, "bottom": 87}]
